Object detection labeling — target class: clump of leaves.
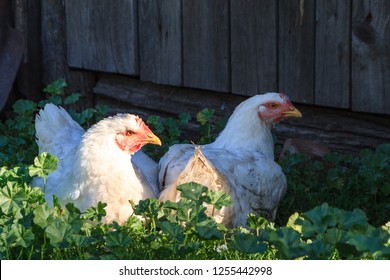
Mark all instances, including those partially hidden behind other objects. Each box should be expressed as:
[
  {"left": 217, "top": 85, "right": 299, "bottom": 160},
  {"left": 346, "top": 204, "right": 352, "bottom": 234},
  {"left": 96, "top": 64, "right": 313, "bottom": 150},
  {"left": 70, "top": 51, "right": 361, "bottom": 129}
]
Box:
[
  {"left": 1, "top": 151, "right": 389, "bottom": 260},
  {"left": 263, "top": 203, "right": 390, "bottom": 260},
  {"left": 196, "top": 108, "right": 227, "bottom": 144},
  {"left": 133, "top": 182, "right": 232, "bottom": 258},
  {"left": 278, "top": 144, "right": 390, "bottom": 227},
  {"left": 0, "top": 152, "right": 108, "bottom": 260},
  {"left": 40, "top": 79, "right": 109, "bottom": 128},
  {"left": 144, "top": 113, "right": 191, "bottom": 160},
  {"left": 28, "top": 152, "right": 58, "bottom": 193},
  {"left": 0, "top": 79, "right": 109, "bottom": 167},
  {"left": 0, "top": 99, "right": 38, "bottom": 166}
]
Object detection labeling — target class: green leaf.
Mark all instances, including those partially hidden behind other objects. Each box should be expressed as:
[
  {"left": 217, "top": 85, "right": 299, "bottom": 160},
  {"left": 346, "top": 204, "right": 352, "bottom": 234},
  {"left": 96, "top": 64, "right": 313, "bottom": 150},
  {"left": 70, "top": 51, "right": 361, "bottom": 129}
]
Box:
[
  {"left": 208, "top": 190, "right": 232, "bottom": 210},
  {"left": 47, "top": 95, "right": 62, "bottom": 105},
  {"left": 196, "top": 108, "right": 214, "bottom": 125},
  {"left": 105, "top": 231, "right": 132, "bottom": 247},
  {"left": 195, "top": 220, "right": 223, "bottom": 240},
  {"left": 134, "top": 198, "right": 161, "bottom": 216},
  {"left": 9, "top": 223, "right": 35, "bottom": 248},
  {"left": 286, "top": 212, "right": 302, "bottom": 233},
  {"left": 262, "top": 227, "right": 307, "bottom": 259},
  {"left": 247, "top": 214, "right": 269, "bottom": 232},
  {"left": 230, "top": 232, "right": 267, "bottom": 254},
  {"left": 45, "top": 219, "right": 73, "bottom": 247},
  {"left": 67, "top": 234, "right": 94, "bottom": 247},
  {"left": 348, "top": 235, "right": 382, "bottom": 256},
  {"left": 80, "top": 108, "right": 96, "bottom": 120},
  {"left": 64, "top": 93, "right": 81, "bottom": 105},
  {"left": 0, "top": 184, "right": 28, "bottom": 215},
  {"left": 33, "top": 204, "right": 53, "bottom": 228},
  {"left": 29, "top": 152, "right": 58, "bottom": 178},
  {"left": 82, "top": 202, "right": 107, "bottom": 222},
  {"left": 12, "top": 100, "right": 36, "bottom": 114},
  {"left": 159, "top": 221, "right": 185, "bottom": 242},
  {"left": 43, "top": 79, "right": 67, "bottom": 95},
  {"left": 178, "top": 113, "right": 191, "bottom": 124},
  {"left": 62, "top": 204, "right": 84, "bottom": 233},
  {"left": 177, "top": 183, "right": 209, "bottom": 203},
  {"left": 337, "top": 208, "right": 368, "bottom": 231}
]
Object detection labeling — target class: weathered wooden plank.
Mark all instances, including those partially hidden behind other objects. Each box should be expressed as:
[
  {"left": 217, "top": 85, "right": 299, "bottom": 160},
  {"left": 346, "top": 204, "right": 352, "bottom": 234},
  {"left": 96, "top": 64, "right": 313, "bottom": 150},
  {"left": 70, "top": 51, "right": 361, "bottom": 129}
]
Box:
[
  {"left": 279, "top": 0, "right": 315, "bottom": 104},
  {"left": 94, "top": 76, "right": 390, "bottom": 155},
  {"left": 41, "top": 0, "right": 95, "bottom": 108},
  {"left": 230, "top": 0, "right": 277, "bottom": 96},
  {"left": 315, "top": 0, "right": 350, "bottom": 108},
  {"left": 352, "top": 0, "right": 390, "bottom": 115},
  {"left": 65, "top": 0, "right": 138, "bottom": 75},
  {"left": 138, "top": 0, "right": 182, "bottom": 86},
  {"left": 41, "top": 0, "right": 68, "bottom": 86},
  {"left": 183, "top": 0, "right": 230, "bottom": 92},
  {"left": 15, "top": 0, "right": 43, "bottom": 101},
  {"left": 94, "top": 75, "right": 241, "bottom": 119}
]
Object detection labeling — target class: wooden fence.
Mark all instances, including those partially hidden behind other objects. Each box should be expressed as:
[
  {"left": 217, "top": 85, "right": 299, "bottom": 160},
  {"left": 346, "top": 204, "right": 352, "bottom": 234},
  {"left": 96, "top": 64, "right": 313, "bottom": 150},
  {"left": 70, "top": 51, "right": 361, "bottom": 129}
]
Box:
[{"left": 62, "top": 0, "right": 389, "bottom": 115}]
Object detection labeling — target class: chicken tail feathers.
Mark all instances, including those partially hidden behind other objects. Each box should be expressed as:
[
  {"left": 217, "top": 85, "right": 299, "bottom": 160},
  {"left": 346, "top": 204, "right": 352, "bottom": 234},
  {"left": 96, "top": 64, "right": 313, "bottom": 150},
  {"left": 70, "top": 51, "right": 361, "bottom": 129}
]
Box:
[{"left": 35, "top": 103, "right": 85, "bottom": 157}]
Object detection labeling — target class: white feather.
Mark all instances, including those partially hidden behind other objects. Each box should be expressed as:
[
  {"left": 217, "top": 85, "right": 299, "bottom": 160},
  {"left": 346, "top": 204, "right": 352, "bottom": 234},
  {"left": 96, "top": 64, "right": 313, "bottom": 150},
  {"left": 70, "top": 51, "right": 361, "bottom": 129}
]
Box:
[{"left": 32, "top": 104, "right": 159, "bottom": 224}]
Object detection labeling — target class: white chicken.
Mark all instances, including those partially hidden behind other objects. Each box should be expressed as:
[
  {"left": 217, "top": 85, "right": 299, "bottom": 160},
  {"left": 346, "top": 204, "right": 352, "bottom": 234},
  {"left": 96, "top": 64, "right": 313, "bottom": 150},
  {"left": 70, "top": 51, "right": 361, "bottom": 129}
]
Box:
[
  {"left": 33, "top": 104, "right": 161, "bottom": 224},
  {"left": 158, "top": 93, "right": 302, "bottom": 227}
]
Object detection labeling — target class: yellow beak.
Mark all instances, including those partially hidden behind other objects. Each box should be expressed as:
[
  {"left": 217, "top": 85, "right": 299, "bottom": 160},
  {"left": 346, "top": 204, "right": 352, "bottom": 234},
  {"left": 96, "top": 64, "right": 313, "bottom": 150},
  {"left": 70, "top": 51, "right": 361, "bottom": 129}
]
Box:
[
  {"left": 143, "top": 133, "right": 162, "bottom": 146},
  {"left": 282, "top": 106, "right": 302, "bottom": 118}
]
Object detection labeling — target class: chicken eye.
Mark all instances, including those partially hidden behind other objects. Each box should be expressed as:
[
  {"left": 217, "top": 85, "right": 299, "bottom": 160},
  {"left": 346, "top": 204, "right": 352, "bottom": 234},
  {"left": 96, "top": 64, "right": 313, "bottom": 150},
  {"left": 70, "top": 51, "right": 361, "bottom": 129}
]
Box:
[
  {"left": 269, "top": 103, "right": 279, "bottom": 109},
  {"left": 125, "top": 130, "right": 136, "bottom": 136}
]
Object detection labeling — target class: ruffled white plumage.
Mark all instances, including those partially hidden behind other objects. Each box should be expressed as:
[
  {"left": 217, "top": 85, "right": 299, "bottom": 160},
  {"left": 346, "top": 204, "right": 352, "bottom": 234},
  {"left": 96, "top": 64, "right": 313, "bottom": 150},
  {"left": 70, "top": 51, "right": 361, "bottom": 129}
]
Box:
[
  {"left": 33, "top": 104, "right": 160, "bottom": 224},
  {"left": 159, "top": 93, "right": 301, "bottom": 227}
]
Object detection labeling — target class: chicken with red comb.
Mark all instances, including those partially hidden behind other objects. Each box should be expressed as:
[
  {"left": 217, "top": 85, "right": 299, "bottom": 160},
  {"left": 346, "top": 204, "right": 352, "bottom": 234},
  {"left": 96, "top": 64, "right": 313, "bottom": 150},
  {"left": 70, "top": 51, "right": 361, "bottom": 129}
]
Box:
[
  {"left": 32, "top": 104, "right": 161, "bottom": 224},
  {"left": 158, "top": 93, "right": 301, "bottom": 227}
]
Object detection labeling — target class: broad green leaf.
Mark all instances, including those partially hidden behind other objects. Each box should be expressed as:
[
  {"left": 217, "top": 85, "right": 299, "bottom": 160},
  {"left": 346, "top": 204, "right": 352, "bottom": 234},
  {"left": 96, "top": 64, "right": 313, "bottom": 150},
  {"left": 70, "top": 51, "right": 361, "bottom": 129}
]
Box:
[
  {"left": 178, "top": 113, "right": 191, "bottom": 124},
  {"left": 0, "top": 184, "right": 28, "bottom": 215},
  {"left": 195, "top": 220, "right": 223, "bottom": 240},
  {"left": 208, "top": 190, "right": 232, "bottom": 210},
  {"left": 47, "top": 95, "right": 62, "bottom": 105},
  {"left": 382, "top": 221, "right": 390, "bottom": 233},
  {"left": 134, "top": 198, "right": 161, "bottom": 216},
  {"left": 33, "top": 204, "right": 53, "bottom": 228},
  {"left": 12, "top": 100, "right": 36, "bottom": 114},
  {"left": 45, "top": 219, "right": 73, "bottom": 247},
  {"left": 337, "top": 208, "right": 368, "bottom": 231},
  {"left": 177, "top": 182, "right": 209, "bottom": 203},
  {"left": 80, "top": 108, "right": 96, "bottom": 120},
  {"left": 29, "top": 152, "right": 58, "bottom": 178},
  {"left": 196, "top": 108, "right": 214, "bottom": 125},
  {"left": 162, "top": 200, "right": 179, "bottom": 210},
  {"left": 43, "top": 79, "right": 67, "bottom": 95},
  {"left": 67, "top": 234, "right": 94, "bottom": 247},
  {"left": 247, "top": 214, "right": 269, "bottom": 233},
  {"left": 64, "top": 93, "right": 81, "bottom": 105},
  {"left": 82, "top": 202, "right": 107, "bottom": 221},
  {"left": 286, "top": 212, "right": 302, "bottom": 233},
  {"left": 159, "top": 221, "right": 185, "bottom": 242},
  {"left": 229, "top": 232, "right": 267, "bottom": 254},
  {"left": 105, "top": 231, "right": 132, "bottom": 247},
  {"left": 61, "top": 204, "right": 84, "bottom": 233},
  {"left": 9, "top": 223, "right": 35, "bottom": 248},
  {"left": 262, "top": 227, "right": 307, "bottom": 259}
]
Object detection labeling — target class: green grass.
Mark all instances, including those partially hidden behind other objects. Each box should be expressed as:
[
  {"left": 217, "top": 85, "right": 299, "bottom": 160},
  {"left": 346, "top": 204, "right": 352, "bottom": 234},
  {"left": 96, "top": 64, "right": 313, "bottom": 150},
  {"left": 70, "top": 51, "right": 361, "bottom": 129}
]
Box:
[{"left": 0, "top": 79, "right": 389, "bottom": 260}]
